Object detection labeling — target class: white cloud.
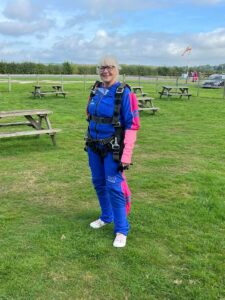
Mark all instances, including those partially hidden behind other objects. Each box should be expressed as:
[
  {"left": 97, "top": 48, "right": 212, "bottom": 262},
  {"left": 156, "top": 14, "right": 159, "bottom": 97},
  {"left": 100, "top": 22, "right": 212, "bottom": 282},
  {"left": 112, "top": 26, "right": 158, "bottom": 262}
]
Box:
[
  {"left": 3, "top": 0, "right": 42, "bottom": 21},
  {"left": 0, "top": 0, "right": 225, "bottom": 65},
  {"left": 196, "top": 28, "right": 225, "bottom": 48},
  {"left": 35, "top": 27, "right": 224, "bottom": 66},
  {"left": 0, "top": 19, "right": 55, "bottom": 36}
]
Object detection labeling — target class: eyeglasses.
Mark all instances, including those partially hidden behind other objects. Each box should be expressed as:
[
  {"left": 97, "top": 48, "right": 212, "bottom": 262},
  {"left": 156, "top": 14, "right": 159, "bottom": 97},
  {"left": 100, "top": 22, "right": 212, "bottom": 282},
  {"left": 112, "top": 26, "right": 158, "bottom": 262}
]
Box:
[{"left": 97, "top": 65, "right": 115, "bottom": 72}]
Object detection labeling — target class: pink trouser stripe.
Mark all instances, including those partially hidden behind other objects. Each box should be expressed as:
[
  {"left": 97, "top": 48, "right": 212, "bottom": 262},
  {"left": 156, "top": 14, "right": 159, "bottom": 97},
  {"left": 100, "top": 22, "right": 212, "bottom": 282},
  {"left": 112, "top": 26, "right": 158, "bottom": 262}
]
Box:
[{"left": 121, "top": 173, "right": 131, "bottom": 215}]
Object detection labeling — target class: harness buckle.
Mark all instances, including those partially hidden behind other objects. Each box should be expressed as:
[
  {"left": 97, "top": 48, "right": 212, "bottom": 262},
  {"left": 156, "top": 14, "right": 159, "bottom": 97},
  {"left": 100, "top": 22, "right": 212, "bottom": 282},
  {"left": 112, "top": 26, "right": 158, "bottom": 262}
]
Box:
[
  {"left": 113, "top": 121, "right": 121, "bottom": 127},
  {"left": 110, "top": 137, "right": 120, "bottom": 150},
  {"left": 116, "top": 87, "right": 124, "bottom": 94}
]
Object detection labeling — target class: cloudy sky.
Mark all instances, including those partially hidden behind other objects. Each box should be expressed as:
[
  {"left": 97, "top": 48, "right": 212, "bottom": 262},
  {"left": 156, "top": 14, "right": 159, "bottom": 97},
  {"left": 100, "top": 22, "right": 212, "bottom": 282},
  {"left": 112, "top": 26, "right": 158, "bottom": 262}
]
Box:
[{"left": 1, "top": 0, "right": 225, "bottom": 66}]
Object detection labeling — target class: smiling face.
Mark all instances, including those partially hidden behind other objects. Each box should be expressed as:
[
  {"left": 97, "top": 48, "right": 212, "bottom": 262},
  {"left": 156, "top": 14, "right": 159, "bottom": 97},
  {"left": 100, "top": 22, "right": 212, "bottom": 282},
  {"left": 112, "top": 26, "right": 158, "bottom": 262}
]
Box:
[
  {"left": 98, "top": 65, "right": 117, "bottom": 87},
  {"left": 97, "top": 56, "right": 120, "bottom": 87}
]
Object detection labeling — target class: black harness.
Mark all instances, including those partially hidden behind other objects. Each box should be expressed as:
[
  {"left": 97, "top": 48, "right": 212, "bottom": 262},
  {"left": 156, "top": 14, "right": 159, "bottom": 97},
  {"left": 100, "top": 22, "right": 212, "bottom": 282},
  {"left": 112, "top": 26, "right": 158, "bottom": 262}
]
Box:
[{"left": 85, "top": 81, "right": 130, "bottom": 162}]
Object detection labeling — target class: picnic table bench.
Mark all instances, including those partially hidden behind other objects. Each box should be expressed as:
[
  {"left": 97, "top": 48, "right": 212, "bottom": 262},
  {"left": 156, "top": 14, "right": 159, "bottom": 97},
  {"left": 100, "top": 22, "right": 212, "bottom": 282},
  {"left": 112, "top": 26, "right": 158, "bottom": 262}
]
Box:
[
  {"left": 132, "top": 86, "right": 148, "bottom": 97},
  {"left": 137, "top": 97, "right": 159, "bottom": 114},
  {"left": 158, "top": 85, "right": 191, "bottom": 99},
  {"left": 0, "top": 109, "right": 61, "bottom": 145},
  {"left": 32, "top": 85, "right": 68, "bottom": 98}
]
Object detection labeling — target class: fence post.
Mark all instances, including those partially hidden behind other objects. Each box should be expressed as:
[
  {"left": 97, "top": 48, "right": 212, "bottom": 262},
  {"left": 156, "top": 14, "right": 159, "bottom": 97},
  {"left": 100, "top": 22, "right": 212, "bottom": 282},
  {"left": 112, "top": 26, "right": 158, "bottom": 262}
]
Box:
[
  {"left": 185, "top": 73, "right": 188, "bottom": 84},
  {"left": 223, "top": 80, "right": 225, "bottom": 99},
  {"left": 61, "top": 74, "right": 64, "bottom": 89},
  {"left": 155, "top": 75, "right": 159, "bottom": 92},
  {"left": 8, "top": 74, "right": 11, "bottom": 92},
  {"left": 138, "top": 74, "right": 141, "bottom": 86},
  {"left": 197, "top": 76, "right": 200, "bottom": 97},
  {"left": 84, "top": 73, "right": 86, "bottom": 92}
]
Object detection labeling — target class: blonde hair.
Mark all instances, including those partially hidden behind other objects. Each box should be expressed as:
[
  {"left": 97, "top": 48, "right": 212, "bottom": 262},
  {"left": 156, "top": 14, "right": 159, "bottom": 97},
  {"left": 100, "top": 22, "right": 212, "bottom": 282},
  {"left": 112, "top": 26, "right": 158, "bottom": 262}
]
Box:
[{"left": 97, "top": 55, "right": 120, "bottom": 78}]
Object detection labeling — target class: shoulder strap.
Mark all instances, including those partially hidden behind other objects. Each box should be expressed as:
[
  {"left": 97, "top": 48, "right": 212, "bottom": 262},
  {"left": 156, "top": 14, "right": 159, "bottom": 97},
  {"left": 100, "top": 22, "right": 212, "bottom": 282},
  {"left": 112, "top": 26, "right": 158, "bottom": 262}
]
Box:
[
  {"left": 111, "top": 83, "right": 130, "bottom": 162},
  {"left": 90, "top": 80, "right": 101, "bottom": 98},
  {"left": 112, "top": 83, "right": 130, "bottom": 126},
  {"left": 86, "top": 80, "right": 102, "bottom": 121}
]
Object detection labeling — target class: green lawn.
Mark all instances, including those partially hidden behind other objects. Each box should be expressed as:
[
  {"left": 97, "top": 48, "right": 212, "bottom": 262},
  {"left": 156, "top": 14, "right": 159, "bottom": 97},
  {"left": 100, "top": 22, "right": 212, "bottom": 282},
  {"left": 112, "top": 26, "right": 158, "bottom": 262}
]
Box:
[{"left": 0, "top": 80, "right": 225, "bottom": 300}]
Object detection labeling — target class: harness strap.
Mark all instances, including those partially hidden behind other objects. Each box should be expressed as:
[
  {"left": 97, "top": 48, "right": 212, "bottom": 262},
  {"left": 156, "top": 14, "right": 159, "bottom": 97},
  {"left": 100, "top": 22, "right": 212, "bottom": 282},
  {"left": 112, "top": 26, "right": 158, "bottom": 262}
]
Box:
[
  {"left": 111, "top": 83, "right": 127, "bottom": 162},
  {"left": 86, "top": 82, "right": 131, "bottom": 162},
  {"left": 86, "top": 135, "right": 113, "bottom": 146},
  {"left": 89, "top": 115, "right": 113, "bottom": 124},
  {"left": 86, "top": 80, "right": 101, "bottom": 121},
  {"left": 90, "top": 80, "right": 101, "bottom": 97},
  {"left": 85, "top": 136, "right": 113, "bottom": 158},
  {"left": 112, "top": 83, "right": 126, "bottom": 125}
]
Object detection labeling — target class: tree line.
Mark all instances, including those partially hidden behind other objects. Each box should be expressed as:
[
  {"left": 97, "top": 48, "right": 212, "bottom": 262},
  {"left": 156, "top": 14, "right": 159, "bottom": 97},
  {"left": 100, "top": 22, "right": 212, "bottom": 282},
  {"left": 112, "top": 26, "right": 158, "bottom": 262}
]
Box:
[{"left": 0, "top": 61, "right": 225, "bottom": 76}]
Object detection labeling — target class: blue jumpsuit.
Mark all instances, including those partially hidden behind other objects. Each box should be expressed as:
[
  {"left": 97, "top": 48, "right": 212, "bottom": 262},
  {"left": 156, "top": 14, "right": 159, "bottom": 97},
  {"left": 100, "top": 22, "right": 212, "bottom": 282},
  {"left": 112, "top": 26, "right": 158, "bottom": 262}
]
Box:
[{"left": 87, "top": 82, "right": 140, "bottom": 236}]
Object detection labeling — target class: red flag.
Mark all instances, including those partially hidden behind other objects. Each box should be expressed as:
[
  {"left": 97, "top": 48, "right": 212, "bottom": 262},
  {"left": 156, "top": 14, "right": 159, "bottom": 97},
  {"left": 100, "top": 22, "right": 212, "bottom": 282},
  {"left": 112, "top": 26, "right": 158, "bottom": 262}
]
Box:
[{"left": 181, "top": 46, "right": 192, "bottom": 56}]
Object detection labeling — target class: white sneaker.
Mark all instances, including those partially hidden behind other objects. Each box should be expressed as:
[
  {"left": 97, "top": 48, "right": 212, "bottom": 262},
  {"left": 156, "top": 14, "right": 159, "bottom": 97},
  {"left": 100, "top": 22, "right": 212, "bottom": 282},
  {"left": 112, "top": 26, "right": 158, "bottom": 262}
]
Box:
[
  {"left": 90, "top": 219, "right": 107, "bottom": 229},
  {"left": 113, "top": 233, "right": 127, "bottom": 248}
]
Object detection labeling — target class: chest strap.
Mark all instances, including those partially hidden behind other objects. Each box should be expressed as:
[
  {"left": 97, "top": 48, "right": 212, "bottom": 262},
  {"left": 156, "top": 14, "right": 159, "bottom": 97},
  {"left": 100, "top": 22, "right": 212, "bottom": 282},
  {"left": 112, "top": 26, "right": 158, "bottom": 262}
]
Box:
[{"left": 89, "top": 115, "right": 113, "bottom": 124}]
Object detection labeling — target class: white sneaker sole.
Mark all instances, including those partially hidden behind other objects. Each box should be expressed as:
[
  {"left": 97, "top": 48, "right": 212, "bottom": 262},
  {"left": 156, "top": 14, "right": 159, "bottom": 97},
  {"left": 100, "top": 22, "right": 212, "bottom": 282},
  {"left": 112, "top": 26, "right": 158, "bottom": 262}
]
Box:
[{"left": 90, "top": 219, "right": 107, "bottom": 229}]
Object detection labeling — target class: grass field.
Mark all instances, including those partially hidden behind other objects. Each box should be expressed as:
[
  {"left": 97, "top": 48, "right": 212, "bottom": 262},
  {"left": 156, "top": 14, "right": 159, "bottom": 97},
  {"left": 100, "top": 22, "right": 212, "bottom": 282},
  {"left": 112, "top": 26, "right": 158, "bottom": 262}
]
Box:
[{"left": 0, "top": 79, "right": 225, "bottom": 300}]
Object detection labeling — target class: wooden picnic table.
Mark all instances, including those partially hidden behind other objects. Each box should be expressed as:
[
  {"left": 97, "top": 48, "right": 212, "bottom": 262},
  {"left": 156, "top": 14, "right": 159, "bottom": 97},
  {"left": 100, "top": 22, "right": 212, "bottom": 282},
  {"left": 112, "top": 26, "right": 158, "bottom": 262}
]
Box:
[
  {"left": 159, "top": 85, "right": 191, "bottom": 99},
  {"left": 137, "top": 97, "right": 159, "bottom": 114},
  {"left": 52, "top": 85, "right": 64, "bottom": 92},
  {"left": 132, "top": 86, "right": 148, "bottom": 97},
  {"left": 32, "top": 85, "right": 68, "bottom": 98},
  {"left": 0, "top": 109, "right": 61, "bottom": 145}
]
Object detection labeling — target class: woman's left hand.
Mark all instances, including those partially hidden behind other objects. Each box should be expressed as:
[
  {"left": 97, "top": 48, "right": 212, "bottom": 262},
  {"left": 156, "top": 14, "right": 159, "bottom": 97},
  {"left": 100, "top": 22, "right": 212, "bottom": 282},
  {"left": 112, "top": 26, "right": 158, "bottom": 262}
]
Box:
[{"left": 122, "top": 163, "right": 130, "bottom": 168}]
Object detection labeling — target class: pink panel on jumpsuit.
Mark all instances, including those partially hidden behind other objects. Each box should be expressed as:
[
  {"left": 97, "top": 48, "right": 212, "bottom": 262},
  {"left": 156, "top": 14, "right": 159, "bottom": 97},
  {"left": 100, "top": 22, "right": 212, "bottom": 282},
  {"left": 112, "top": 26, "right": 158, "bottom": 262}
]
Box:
[
  {"left": 129, "top": 93, "right": 140, "bottom": 130},
  {"left": 121, "top": 173, "right": 131, "bottom": 215}
]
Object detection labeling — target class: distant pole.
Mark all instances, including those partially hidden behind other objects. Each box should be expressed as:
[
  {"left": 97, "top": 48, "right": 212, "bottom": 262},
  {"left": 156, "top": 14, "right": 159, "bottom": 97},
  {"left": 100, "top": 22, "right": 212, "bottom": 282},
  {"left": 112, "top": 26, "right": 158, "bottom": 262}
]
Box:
[
  {"left": 61, "top": 74, "right": 63, "bottom": 87},
  {"left": 36, "top": 74, "right": 39, "bottom": 85},
  {"left": 155, "top": 74, "right": 159, "bottom": 92},
  {"left": 123, "top": 74, "right": 125, "bottom": 83},
  {"left": 84, "top": 73, "right": 86, "bottom": 92},
  {"left": 197, "top": 75, "right": 200, "bottom": 97},
  {"left": 138, "top": 65, "right": 141, "bottom": 86},
  {"left": 223, "top": 80, "right": 225, "bottom": 99},
  {"left": 185, "top": 69, "right": 188, "bottom": 84},
  {"left": 181, "top": 46, "right": 192, "bottom": 85},
  {"left": 8, "top": 74, "right": 11, "bottom": 92}
]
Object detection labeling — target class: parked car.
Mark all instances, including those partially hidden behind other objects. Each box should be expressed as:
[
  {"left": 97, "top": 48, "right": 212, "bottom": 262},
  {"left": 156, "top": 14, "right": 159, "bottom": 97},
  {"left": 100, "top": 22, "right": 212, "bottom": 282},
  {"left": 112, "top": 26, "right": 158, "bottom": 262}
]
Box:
[{"left": 201, "top": 74, "right": 225, "bottom": 88}]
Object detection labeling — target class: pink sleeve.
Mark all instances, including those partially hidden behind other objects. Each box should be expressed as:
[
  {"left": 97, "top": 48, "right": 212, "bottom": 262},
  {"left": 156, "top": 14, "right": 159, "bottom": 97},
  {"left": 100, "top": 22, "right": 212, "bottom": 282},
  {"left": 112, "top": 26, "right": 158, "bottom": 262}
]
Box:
[
  {"left": 121, "top": 129, "right": 137, "bottom": 164},
  {"left": 121, "top": 92, "right": 140, "bottom": 164}
]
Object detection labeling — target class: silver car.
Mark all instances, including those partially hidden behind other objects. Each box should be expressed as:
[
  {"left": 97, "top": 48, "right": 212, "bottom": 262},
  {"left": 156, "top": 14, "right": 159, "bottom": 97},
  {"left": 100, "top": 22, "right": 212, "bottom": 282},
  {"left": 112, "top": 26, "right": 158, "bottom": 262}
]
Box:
[{"left": 201, "top": 74, "right": 225, "bottom": 88}]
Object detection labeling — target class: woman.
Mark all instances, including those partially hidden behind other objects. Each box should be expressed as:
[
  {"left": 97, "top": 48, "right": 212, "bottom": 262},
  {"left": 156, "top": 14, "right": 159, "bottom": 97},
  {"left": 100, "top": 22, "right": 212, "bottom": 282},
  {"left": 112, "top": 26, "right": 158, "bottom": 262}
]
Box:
[{"left": 85, "top": 56, "right": 140, "bottom": 247}]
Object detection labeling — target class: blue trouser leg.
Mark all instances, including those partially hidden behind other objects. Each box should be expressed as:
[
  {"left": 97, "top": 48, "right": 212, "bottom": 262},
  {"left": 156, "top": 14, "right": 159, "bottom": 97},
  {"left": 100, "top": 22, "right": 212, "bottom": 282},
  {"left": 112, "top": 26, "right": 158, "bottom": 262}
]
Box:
[
  {"left": 88, "top": 147, "right": 130, "bottom": 236},
  {"left": 88, "top": 148, "right": 113, "bottom": 223},
  {"left": 104, "top": 153, "right": 130, "bottom": 236}
]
